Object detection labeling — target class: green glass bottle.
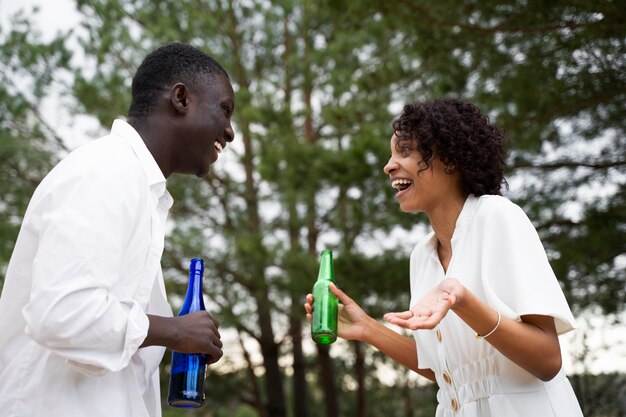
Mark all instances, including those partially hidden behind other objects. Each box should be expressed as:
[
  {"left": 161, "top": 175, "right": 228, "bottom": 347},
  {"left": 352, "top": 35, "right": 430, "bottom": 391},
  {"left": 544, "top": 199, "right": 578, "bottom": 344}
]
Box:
[{"left": 311, "top": 249, "right": 338, "bottom": 344}]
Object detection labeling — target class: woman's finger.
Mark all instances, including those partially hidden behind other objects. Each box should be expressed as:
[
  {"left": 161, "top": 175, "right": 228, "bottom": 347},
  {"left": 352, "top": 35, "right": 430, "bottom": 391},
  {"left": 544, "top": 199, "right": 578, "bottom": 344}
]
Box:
[
  {"left": 383, "top": 314, "right": 414, "bottom": 329},
  {"left": 383, "top": 310, "right": 414, "bottom": 321},
  {"left": 329, "top": 282, "right": 354, "bottom": 305}
]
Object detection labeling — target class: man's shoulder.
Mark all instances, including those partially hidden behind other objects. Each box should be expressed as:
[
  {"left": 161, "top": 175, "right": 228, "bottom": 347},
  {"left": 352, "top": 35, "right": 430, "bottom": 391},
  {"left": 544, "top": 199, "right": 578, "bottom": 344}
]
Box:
[
  {"left": 37, "top": 133, "right": 145, "bottom": 199},
  {"left": 59, "top": 133, "right": 140, "bottom": 175},
  {"left": 71, "top": 132, "right": 133, "bottom": 160}
]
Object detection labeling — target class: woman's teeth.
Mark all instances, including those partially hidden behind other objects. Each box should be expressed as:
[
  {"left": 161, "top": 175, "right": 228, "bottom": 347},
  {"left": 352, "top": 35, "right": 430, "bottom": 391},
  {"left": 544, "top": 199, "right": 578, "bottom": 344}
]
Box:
[{"left": 392, "top": 178, "right": 412, "bottom": 191}]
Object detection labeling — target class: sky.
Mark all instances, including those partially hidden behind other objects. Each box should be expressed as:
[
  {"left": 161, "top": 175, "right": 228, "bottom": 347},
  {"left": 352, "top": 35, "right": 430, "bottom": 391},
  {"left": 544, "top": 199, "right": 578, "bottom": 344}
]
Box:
[
  {"left": 1, "top": 0, "right": 78, "bottom": 38},
  {"left": 2, "top": 0, "right": 625, "bottom": 377},
  {"left": 1, "top": 0, "right": 103, "bottom": 150}
]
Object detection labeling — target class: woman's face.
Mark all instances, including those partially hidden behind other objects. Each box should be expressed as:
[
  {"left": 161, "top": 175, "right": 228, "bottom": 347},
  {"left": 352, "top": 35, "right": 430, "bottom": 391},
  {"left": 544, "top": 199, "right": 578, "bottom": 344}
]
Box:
[{"left": 383, "top": 134, "right": 460, "bottom": 214}]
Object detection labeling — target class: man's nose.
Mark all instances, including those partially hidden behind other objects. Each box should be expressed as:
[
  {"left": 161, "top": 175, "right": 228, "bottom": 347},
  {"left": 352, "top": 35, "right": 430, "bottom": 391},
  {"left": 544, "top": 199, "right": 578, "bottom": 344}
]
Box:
[{"left": 224, "top": 125, "right": 235, "bottom": 142}]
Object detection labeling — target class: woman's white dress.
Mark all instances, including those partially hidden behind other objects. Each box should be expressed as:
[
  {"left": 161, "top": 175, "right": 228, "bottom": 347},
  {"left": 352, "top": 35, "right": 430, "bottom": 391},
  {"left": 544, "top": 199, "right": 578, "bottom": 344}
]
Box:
[{"left": 410, "top": 195, "right": 584, "bottom": 416}]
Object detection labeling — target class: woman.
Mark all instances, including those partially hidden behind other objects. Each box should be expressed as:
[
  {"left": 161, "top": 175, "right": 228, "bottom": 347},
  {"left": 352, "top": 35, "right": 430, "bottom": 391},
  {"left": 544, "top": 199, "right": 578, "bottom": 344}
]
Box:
[{"left": 305, "top": 98, "right": 583, "bottom": 416}]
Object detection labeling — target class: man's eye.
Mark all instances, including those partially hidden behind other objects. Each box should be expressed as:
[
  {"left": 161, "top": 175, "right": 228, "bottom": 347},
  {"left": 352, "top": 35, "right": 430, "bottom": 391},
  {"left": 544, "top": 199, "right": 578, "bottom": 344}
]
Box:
[{"left": 222, "top": 106, "right": 230, "bottom": 117}]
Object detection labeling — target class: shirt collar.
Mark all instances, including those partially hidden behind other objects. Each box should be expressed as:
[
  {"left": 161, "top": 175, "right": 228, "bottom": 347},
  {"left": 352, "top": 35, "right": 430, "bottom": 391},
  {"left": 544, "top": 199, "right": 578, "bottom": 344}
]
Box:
[
  {"left": 451, "top": 194, "right": 478, "bottom": 246},
  {"left": 110, "top": 119, "right": 170, "bottom": 201}
]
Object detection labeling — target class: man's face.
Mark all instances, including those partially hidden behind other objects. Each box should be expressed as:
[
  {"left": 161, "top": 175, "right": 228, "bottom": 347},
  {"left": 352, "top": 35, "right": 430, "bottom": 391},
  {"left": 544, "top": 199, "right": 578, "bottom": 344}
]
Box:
[{"left": 174, "top": 73, "right": 235, "bottom": 177}]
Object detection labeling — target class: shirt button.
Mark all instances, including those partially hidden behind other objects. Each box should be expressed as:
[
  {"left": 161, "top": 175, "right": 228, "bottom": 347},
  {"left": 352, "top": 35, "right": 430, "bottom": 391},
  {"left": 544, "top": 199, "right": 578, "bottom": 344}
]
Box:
[
  {"left": 451, "top": 398, "right": 459, "bottom": 411},
  {"left": 436, "top": 329, "right": 442, "bottom": 342},
  {"left": 443, "top": 371, "right": 452, "bottom": 384}
]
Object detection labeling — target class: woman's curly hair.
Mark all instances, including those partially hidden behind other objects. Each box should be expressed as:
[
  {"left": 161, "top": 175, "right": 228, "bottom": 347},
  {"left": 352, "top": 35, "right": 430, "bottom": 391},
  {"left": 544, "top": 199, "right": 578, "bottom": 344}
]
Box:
[{"left": 391, "top": 98, "right": 508, "bottom": 196}]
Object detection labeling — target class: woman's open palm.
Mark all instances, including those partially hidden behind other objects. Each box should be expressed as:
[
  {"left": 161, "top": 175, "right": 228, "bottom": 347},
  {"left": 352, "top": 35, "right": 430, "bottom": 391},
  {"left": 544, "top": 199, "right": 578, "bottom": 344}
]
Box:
[{"left": 383, "top": 278, "right": 464, "bottom": 330}]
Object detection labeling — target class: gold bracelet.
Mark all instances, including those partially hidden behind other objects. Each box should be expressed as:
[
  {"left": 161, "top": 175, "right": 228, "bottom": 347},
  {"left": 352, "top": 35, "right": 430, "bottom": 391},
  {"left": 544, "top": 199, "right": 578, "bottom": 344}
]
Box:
[{"left": 475, "top": 310, "right": 501, "bottom": 339}]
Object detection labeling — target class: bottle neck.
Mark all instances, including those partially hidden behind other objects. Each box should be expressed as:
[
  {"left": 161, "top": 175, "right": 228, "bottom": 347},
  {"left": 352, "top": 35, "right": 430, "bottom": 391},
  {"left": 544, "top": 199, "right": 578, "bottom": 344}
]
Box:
[
  {"left": 182, "top": 258, "right": 206, "bottom": 314},
  {"left": 317, "top": 250, "right": 334, "bottom": 282}
]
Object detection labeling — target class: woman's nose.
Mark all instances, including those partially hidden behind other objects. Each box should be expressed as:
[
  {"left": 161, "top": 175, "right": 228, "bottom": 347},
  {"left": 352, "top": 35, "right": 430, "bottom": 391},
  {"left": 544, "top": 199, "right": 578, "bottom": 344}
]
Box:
[{"left": 383, "top": 157, "right": 397, "bottom": 175}]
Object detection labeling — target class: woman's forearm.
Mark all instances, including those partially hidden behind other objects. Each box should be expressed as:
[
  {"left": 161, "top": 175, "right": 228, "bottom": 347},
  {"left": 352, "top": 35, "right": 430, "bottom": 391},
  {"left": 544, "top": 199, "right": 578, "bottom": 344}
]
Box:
[
  {"left": 452, "top": 289, "right": 562, "bottom": 381},
  {"left": 361, "top": 317, "right": 436, "bottom": 382}
]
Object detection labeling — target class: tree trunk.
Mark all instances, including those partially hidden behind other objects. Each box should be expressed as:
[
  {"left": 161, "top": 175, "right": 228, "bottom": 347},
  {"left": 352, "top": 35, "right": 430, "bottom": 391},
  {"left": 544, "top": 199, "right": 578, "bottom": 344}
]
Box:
[
  {"left": 403, "top": 377, "right": 414, "bottom": 417},
  {"left": 257, "top": 296, "right": 286, "bottom": 417},
  {"left": 353, "top": 341, "right": 367, "bottom": 417},
  {"left": 317, "top": 343, "right": 339, "bottom": 417},
  {"left": 238, "top": 334, "right": 267, "bottom": 417},
  {"left": 290, "top": 307, "right": 309, "bottom": 417}
]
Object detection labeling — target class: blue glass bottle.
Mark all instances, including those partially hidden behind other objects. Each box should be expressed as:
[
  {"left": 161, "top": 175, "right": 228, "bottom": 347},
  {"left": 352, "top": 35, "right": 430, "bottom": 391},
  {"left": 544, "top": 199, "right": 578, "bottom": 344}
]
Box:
[{"left": 167, "top": 258, "right": 208, "bottom": 408}]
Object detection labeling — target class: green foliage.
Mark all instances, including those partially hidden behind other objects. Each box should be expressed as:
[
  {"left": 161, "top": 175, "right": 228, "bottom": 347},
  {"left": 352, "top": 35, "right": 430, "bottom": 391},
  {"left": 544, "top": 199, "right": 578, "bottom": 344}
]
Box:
[
  {"left": 571, "top": 372, "right": 626, "bottom": 417},
  {"left": 2, "top": 0, "right": 624, "bottom": 415},
  {"left": 0, "top": 9, "right": 71, "bottom": 280},
  {"left": 303, "top": 345, "right": 438, "bottom": 417},
  {"left": 368, "top": 0, "right": 626, "bottom": 314},
  {"left": 547, "top": 183, "right": 626, "bottom": 314}
]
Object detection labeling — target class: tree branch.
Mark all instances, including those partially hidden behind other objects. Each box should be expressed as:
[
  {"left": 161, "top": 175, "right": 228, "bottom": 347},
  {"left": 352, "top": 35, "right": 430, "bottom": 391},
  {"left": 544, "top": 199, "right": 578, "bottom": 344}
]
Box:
[
  {"left": 535, "top": 218, "right": 578, "bottom": 231},
  {"left": 391, "top": 1, "right": 622, "bottom": 35},
  {"left": 512, "top": 160, "right": 626, "bottom": 170},
  {"left": 203, "top": 171, "right": 236, "bottom": 231}
]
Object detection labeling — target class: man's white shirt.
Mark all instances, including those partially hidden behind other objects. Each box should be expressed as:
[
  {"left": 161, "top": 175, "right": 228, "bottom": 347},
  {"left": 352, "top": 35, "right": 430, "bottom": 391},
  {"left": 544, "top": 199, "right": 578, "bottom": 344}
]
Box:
[{"left": 0, "top": 119, "right": 173, "bottom": 417}]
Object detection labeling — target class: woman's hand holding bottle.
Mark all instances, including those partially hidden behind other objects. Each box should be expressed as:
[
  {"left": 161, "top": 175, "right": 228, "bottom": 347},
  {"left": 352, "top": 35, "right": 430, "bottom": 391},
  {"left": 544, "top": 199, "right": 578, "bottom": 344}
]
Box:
[{"left": 305, "top": 283, "right": 376, "bottom": 343}]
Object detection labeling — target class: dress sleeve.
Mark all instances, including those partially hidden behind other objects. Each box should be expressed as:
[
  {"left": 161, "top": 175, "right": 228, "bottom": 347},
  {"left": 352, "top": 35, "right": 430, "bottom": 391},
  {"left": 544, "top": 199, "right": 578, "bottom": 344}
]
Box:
[
  {"left": 478, "top": 198, "right": 576, "bottom": 335},
  {"left": 22, "top": 149, "right": 150, "bottom": 375}
]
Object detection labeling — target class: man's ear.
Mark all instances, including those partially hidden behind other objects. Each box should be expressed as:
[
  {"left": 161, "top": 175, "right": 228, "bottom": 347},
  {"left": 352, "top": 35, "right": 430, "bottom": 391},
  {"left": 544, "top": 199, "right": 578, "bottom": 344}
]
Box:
[{"left": 170, "top": 83, "right": 189, "bottom": 114}]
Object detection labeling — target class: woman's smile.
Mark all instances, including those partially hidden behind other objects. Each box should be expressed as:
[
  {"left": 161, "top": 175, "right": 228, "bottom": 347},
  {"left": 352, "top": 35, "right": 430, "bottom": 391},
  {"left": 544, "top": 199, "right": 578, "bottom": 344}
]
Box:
[{"left": 391, "top": 177, "right": 414, "bottom": 200}]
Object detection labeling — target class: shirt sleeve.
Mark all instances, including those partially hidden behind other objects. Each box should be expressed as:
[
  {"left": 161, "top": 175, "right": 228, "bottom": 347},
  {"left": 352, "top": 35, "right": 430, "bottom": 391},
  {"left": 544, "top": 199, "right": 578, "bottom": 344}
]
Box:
[
  {"left": 22, "top": 148, "right": 151, "bottom": 375},
  {"left": 478, "top": 198, "right": 577, "bottom": 335}
]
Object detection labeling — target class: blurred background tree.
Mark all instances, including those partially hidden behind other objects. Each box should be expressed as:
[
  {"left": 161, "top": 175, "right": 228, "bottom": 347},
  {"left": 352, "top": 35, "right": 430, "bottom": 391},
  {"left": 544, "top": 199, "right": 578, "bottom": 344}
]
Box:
[
  {"left": 0, "top": 8, "right": 71, "bottom": 283},
  {"left": 1, "top": 1, "right": 624, "bottom": 416}
]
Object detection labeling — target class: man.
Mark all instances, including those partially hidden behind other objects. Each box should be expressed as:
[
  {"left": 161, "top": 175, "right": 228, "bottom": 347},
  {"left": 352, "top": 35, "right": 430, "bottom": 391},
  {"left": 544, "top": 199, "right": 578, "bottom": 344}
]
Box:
[{"left": 0, "top": 42, "right": 235, "bottom": 417}]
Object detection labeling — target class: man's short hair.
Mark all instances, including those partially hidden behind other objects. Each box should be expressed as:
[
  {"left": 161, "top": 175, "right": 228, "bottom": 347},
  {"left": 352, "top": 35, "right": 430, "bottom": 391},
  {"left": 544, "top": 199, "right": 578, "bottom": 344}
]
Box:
[{"left": 128, "top": 42, "right": 229, "bottom": 119}]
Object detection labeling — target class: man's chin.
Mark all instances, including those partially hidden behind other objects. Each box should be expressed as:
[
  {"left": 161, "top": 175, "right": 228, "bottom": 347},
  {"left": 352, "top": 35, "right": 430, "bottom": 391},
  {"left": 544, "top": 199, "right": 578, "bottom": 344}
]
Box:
[
  {"left": 196, "top": 158, "right": 216, "bottom": 177},
  {"left": 196, "top": 167, "right": 210, "bottom": 177}
]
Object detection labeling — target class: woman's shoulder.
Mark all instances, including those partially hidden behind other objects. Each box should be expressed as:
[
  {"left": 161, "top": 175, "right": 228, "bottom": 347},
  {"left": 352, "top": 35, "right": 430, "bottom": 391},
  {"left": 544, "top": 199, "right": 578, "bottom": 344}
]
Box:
[
  {"left": 475, "top": 194, "right": 516, "bottom": 210},
  {"left": 469, "top": 194, "right": 540, "bottom": 246},
  {"left": 474, "top": 194, "right": 528, "bottom": 222}
]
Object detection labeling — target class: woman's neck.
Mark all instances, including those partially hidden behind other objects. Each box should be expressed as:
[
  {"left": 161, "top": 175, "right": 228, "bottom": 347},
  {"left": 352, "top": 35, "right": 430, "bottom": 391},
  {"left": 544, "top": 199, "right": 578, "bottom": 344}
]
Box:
[{"left": 428, "top": 193, "right": 468, "bottom": 271}]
